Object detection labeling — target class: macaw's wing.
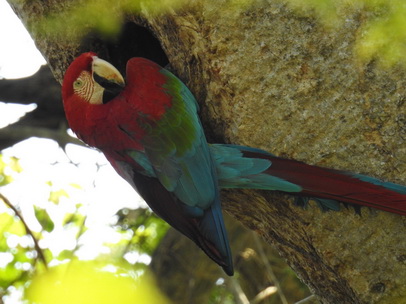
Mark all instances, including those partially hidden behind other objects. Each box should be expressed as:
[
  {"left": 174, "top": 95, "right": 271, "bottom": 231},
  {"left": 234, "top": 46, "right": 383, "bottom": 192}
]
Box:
[
  {"left": 122, "top": 58, "right": 217, "bottom": 210},
  {"left": 113, "top": 58, "right": 233, "bottom": 274},
  {"left": 105, "top": 154, "right": 234, "bottom": 275}
]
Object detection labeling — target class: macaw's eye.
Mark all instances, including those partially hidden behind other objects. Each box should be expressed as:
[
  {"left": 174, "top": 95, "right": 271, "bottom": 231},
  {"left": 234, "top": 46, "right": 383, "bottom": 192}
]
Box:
[{"left": 73, "top": 79, "right": 84, "bottom": 89}]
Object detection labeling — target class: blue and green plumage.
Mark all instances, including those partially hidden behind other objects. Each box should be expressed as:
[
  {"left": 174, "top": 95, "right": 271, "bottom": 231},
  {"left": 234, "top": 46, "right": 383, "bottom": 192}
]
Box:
[{"left": 117, "top": 62, "right": 234, "bottom": 274}]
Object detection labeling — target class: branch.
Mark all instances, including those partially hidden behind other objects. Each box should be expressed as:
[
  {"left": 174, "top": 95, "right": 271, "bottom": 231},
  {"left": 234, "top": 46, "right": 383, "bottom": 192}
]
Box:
[
  {"left": 251, "top": 286, "right": 278, "bottom": 304},
  {"left": 0, "top": 192, "right": 48, "bottom": 268},
  {"left": 0, "top": 124, "right": 86, "bottom": 150},
  {"left": 228, "top": 276, "right": 250, "bottom": 304},
  {"left": 295, "top": 295, "right": 317, "bottom": 304}
]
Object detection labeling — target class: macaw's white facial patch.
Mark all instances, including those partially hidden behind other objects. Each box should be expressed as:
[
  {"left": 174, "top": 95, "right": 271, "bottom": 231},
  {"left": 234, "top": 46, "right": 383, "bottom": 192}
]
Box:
[{"left": 73, "top": 71, "right": 104, "bottom": 105}]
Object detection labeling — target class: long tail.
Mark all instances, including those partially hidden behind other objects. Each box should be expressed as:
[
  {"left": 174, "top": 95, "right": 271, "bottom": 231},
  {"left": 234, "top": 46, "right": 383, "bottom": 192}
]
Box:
[{"left": 211, "top": 144, "right": 406, "bottom": 215}]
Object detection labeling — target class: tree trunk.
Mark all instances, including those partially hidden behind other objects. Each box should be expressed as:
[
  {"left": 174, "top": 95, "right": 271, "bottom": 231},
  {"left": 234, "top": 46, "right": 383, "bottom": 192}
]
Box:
[{"left": 8, "top": 1, "right": 406, "bottom": 303}]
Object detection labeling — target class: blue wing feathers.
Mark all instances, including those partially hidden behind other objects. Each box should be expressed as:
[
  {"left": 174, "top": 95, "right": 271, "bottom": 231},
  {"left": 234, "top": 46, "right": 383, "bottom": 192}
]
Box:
[
  {"left": 212, "top": 144, "right": 303, "bottom": 193},
  {"left": 353, "top": 173, "right": 406, "bottom": 195},
  {"left": 199, "top": 203, "right": 233, "bottom": 276}
]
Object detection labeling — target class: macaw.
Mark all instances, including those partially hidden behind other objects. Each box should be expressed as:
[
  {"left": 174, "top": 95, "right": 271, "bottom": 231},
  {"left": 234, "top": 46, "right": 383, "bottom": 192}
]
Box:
[{"left": 62, "top": 52, "right": 406, "bottom": 276}]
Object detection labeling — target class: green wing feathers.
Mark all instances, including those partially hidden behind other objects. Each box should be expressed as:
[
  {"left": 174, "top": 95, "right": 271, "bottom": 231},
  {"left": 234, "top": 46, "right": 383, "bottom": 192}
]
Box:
[{"left": 140, "top": 68, "right": 217, "bottom": 209}]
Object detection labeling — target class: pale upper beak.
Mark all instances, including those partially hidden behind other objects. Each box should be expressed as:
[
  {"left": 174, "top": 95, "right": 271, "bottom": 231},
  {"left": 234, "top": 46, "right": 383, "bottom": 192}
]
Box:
[{"left": 92, "top": 56, "right": 125, "bottom": 94}]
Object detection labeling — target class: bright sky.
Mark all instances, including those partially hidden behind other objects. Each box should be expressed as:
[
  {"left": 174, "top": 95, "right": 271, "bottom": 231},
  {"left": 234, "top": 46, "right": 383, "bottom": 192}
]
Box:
[
  {"left": 0, "top": 0, "right": 46, "bottom": 128},
  {"left": 0, "top": 3, "right": 146, "bottom": 300},
  {"left": 0, "top": 0, "right": 46, "bottom": 79}
]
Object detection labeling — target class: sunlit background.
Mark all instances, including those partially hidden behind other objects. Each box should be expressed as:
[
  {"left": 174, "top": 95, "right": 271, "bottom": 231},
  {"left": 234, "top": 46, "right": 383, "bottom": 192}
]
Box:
[{"left": 0, "top": 1, "right": 149, "bottom": 302}]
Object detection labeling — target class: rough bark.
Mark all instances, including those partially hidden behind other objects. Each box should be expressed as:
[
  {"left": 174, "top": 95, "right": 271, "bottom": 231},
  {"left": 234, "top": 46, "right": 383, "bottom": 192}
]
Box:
[{"left": 7, "top": 0, "right": 406, "bottom": 303}]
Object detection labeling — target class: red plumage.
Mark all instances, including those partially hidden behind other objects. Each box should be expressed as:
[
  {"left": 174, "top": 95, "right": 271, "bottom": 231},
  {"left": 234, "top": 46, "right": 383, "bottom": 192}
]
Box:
[
  {"left": 241, "top": 149, "right": 406, "bottom": 215},
  {"left": 62, "top": 53, "right": 174, "bottom": 154},
  {"left": 62, "top": 53, "right": 234, "bottom": 275}
]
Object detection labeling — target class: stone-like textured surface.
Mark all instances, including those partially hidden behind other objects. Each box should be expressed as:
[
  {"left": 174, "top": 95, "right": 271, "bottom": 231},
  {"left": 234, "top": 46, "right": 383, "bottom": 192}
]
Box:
[
  {"left": 150, "top": 1, "right": 405, "bottom": 179},
  {"left": 8, "top": 0, "right": 406, "bottom": 303},
  {"left": 146, "top": 4, "right": 406, "bottom": 301}
]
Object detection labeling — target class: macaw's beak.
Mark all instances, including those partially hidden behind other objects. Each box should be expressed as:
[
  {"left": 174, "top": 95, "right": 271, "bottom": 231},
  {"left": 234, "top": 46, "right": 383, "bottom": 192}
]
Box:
[{"left": 92, "top": 57, "right": 125, "bottom": 102}]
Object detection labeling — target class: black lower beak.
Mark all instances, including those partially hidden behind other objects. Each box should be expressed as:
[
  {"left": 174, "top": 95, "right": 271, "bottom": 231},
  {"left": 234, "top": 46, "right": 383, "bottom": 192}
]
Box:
[{"left": 93, "top": 73, "right": 125, "bottom": 104}]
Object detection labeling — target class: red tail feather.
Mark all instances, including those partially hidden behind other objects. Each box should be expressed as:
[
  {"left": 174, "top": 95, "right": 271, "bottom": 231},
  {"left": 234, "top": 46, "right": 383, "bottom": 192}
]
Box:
[{"left": 242, "top": 151, "right": 406, "bottom": 215}]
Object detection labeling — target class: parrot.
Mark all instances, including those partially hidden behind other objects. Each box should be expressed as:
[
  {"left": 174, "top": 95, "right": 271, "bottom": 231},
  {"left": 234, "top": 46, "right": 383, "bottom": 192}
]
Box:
[{"left": 62, "top": 52, "right": 406, "bottom": 276}]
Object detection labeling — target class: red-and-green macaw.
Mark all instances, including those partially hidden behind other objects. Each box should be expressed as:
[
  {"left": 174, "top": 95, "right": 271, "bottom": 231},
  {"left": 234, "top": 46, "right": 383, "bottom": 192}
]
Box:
[{"left": 62, "top": 52, "right": 406, "bottom": 276}]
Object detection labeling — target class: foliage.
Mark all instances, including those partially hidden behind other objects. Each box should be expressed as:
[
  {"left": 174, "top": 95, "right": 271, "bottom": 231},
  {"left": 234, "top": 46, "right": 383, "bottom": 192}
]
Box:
[
  {"left": 0, "top": 155, "right": 21, "bottom": 186},
  {"left": 0, "top": 153, "right": 169, "bottom": 303},
  {"left": 29, "top": 0, "right": 187, "bottom": 41},
  {"left": 19, "top": 0, "right": 406, "bottom": 67},
  {"left": 283, "top": 0, "right": 406, "bottom": 66},
  {"left": 25, "top": 260, "right": 169, "bottom": 304},
  {"left": 0, "top": 211, "right": 29, "bottom": 290},
  {"left": 0, "top": 156, "right": 30, "bottom": 295},
  {"left": 115, "top": 208, "right": 170, "bottom": 256},
  {"left": 355, "top": 1, "right": 406, "bottom": 67}
]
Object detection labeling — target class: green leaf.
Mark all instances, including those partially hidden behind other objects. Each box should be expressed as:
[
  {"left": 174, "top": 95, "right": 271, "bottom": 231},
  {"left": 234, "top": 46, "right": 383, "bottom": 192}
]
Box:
[
  {"left": 69, "top": 183, "right": 82, "bottom": 190},
  {"left": 48, "top": 189, "right": 69, "bottom": 205},
  {"left": 0, "top": 264, "right": 23, "bottom": 288},
  {"left": 34, "top": 206, "right": 54, "bottom": 233},
  {"left": 57, "top": 249, "right": 74, "bottom": 261},
  {"left": 62, "top": 212, "right": 85, "bottom": 227},
  {"left": 7, "top": 156, "right": 22, "bottom": 173},
  {"left": 0, "top": 155, "right": 21, "bottom": 186},
  {"left": 0, "top": 212, "right": 26, "bottom": 237},
  {"left": 115, "top": 208, "right": 169, "bottom": 255},
  {"left": 13, "top": 250, "right": 33, "bottom": 264},
  {"left": 25, "top": 260, "right": 170, "bottom": 304}
]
